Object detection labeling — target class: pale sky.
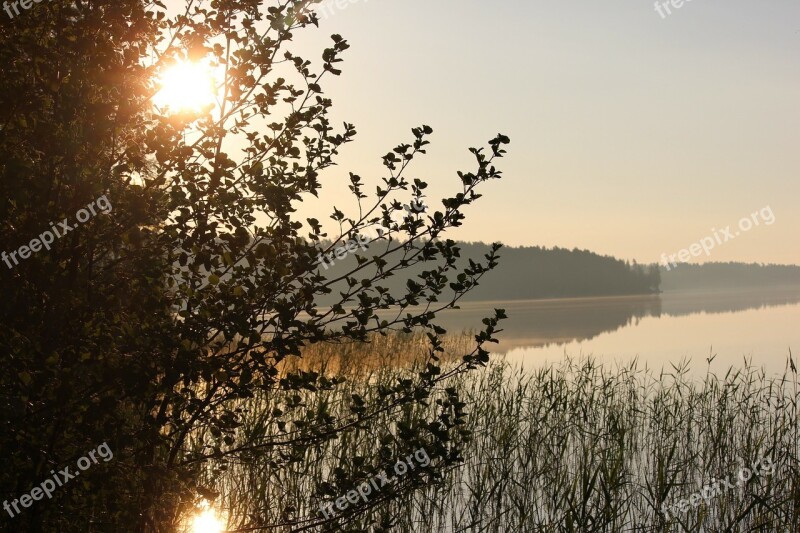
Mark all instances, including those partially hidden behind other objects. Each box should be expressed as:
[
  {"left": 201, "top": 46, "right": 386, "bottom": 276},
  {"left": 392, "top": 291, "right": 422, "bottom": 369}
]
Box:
[
  {"left": 294, "top": 0, "right": 800, "bottom": 266},
  {"left": 165, "top": 0, "right": 800, "bottom": 265}
]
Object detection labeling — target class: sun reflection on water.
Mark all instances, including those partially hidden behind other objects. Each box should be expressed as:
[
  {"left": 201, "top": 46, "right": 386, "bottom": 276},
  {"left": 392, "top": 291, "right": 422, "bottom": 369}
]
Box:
[{"left": 188, "top": 501, "right": 226, "bottom": 533}]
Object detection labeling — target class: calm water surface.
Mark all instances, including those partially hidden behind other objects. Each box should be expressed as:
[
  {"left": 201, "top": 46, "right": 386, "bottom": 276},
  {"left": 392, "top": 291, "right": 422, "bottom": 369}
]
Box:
[{"left": 431, "top": 287, "right": 800, "bottom": 377}]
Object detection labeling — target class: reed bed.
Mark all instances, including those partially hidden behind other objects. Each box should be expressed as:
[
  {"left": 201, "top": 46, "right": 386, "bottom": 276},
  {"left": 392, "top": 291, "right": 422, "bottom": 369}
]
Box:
[{"left": 201, "top": 334, "right": 800, "bottom": 532}]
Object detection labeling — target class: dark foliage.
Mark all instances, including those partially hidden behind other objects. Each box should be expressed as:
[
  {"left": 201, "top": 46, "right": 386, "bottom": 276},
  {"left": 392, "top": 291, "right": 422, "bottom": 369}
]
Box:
[{"left": 0, "top": 1, "right": 508, "bottom": 530}]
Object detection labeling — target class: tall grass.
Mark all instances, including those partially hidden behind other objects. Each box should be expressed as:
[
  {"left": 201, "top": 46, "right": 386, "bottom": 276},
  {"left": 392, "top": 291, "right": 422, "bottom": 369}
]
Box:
[
  {"left": 408, "top": 357, "right": 799, "bottom": 532},
  {"left": 198, "top": 334, "right": 800, "bottom": 532}
]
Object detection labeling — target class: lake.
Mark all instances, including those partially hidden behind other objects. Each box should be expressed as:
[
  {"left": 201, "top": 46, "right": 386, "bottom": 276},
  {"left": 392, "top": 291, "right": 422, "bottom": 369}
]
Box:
[{"left": 429, "top": 286, "right": 800, "bottom": 378}]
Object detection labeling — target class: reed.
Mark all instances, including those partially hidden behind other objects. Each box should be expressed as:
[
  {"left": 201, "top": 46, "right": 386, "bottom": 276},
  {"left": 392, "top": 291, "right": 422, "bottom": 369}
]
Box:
[{"left": 201, "top": 333, "right": 800, "bottom": 532}]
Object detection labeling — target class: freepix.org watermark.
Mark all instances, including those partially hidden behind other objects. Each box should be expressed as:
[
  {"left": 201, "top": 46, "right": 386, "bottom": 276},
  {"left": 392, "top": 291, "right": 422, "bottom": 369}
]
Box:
[
  {"left": 318, "top": 447, "right": 430, "bottom": 519},
  {"left": 2, "top": 195, "right": 112, "bottom": 270},
  {"left": 3, "top": 442, "right": 114, "bottom": 519},
  {"left": 304, "top": 0, "right": 370, "bottom": 21},
  {"left": 3, "top": 0, "right": 50, "bottom": 20},
  {"left": 659, "top": 205, "right": 775, "bottom": 271},
  {"left": 654, "top": 0, "right": 695, "bottom": 19},
  {"left": 661, "top": 457, "right": 775, "bottom": 519},
  {"left": 316, "top": 199, "right": 426, "bottom": 270}
]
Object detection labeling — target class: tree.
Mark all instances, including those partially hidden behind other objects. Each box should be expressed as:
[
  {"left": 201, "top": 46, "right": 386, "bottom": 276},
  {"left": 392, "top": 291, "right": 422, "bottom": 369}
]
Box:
[{"left": 0, "top": 1, "right": 508, "bottom": 530}]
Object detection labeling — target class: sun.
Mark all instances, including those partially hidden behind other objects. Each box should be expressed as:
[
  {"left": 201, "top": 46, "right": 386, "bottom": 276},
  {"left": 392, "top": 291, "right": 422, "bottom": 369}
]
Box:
[
  {"left": 188, "top": 502, "right": 226, "bottom": 533},
  {"left": 154, "top": 59, "right": 220, "bottom": 113}
]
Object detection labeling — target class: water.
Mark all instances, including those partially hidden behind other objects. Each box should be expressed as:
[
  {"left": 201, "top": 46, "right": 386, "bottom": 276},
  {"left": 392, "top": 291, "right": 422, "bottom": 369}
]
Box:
[{"left": 430, "top": 286, "right": 800, "bottom": 377}]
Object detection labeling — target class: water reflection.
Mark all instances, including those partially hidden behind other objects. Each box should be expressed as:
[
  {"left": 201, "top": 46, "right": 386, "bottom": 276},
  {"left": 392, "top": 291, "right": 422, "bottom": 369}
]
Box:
[
  {"left": 182, "top": 501, "right": 226, "bottom": 533},
  {"left": 660, "top": 288, "right": 800, "bottom": 317},
  {"left": 431, "top": 286, "right": 800, "bottom": 354}
]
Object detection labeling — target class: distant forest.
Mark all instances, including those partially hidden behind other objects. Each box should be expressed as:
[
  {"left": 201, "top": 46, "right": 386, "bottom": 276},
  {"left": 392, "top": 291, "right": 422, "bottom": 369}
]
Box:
[
  {"left": 458, "top": 243, "right": 661, "bottom": 301},
  {"left": 318, "top": 241, "right": 659, "bottom": 304},
  {"left": 660, "top": 262, "right": 800, "bottom": 291},
  {"left": 318, "top": 241, "right": 800, "bottom": 304}
]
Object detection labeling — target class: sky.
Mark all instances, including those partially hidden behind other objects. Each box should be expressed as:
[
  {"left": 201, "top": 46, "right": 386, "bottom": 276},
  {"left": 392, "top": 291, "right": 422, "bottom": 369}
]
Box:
[
  {"left": 165, "top": 0, "right": 800, "bottom": 266},
  {"left": 291, "top": 0, "right": 800, "bottom": 266}
]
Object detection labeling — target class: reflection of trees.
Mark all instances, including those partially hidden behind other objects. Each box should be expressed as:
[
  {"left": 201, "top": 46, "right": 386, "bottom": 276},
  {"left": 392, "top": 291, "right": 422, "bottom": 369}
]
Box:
[
  {"left": 431, "top": 296, "right": 662, "bottom": 352},
  {"left": 431, "top": 287, "right": 800, "bottom": 353},
  {"left": 660, "top": 288, "right": 800, "bottom": 318}
]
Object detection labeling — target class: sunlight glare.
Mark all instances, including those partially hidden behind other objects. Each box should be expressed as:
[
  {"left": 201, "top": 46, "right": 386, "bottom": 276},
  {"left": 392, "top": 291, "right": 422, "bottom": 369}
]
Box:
[
  {"left": 190, "top": 502, "right": 226, "bottom": 533},
  {"left": 154, "top": 60, "right": 220, "bottom": 114}
]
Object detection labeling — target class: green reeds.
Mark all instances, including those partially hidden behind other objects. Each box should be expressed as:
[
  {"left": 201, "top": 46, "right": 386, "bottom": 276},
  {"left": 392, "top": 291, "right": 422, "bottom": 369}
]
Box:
[{"left": 196, "top": 334, "right": 800, "bottom": 532}]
